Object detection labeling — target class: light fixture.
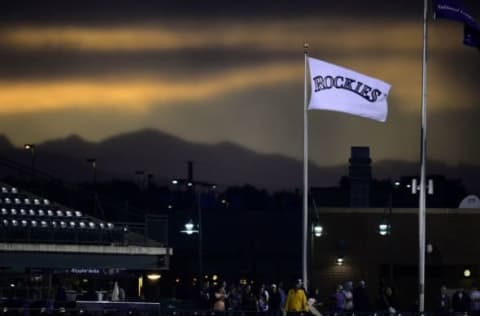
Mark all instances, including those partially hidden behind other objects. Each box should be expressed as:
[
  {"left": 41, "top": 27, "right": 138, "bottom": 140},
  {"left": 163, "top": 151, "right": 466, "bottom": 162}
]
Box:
[
  {"left": 426, "top": 243, "right": 434, "bottom": 254},
  {"left": 147, "top": 273, "right": 161, "bottom": 281},
  {"left": 313, "top": 224, "right": 323, "bottom": 237},
  {"left": 181, "top": 220, "right": 199, "bottom": 235},
  {"left": 212, "top": 274, "right": 218, "bottom": 281},
  {"left": 336, "top": 257, "right": 344, "bottom": 266},
  {"left": 171, "top": 180, "right": 179, "bottom": 185},
  {"left": 464, "top": 269, "right": 472, "bottom": 278},
  {"left": 378, "top": 220, "right": 391, "bottom": 236}
]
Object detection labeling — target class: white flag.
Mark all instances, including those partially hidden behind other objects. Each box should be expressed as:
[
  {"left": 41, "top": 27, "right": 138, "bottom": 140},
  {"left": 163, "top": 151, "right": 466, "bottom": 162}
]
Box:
[{"left": 308, "top": 57, "right": 391, "bottom": 122}]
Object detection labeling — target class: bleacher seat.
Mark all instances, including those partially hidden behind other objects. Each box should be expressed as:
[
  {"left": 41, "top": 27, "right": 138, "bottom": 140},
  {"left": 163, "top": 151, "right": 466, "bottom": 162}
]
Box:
[{"left": 1, "top": 182, "right": 126, "bottom": 245}]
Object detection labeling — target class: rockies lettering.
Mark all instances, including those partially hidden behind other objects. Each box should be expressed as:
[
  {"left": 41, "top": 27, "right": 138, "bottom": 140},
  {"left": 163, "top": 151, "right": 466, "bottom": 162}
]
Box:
[{"left": 312, "top": 75, "right": 383, "bottom": 102}]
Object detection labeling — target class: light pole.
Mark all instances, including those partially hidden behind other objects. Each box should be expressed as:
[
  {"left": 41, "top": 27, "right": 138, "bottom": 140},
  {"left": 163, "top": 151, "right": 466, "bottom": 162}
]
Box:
[
  {"left": 24, "top": 144, "right": 35, "bottom": 182},
  {"left": 86, "top": 158, "right": 97, "bottom": 186},
  {"left": 379, "top": 180, "right": 401, "bottom": 286},
  {"left": 135, "top": 170, "right": 146, "bottom": 189},
  {"left": 86, "top": 158, "right": 101, "bottom": 217},
  {"left": 172, "top": 175, "right": 215, "bottom": 281}
]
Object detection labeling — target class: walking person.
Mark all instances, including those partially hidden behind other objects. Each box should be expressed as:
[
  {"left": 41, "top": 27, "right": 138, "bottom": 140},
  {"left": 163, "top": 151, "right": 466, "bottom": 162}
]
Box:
[
  {"left": 269, "top": 284, "right": 282, "bottom": 316},
  {"left": 284, "top": 279, "right": 308, "bottom": 316}
]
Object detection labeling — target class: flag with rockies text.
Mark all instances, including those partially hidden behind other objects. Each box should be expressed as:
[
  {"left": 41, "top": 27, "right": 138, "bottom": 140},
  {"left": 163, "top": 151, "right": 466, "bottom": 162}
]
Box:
[{"left": 307, "top": 57, "right": 391, "bottom": 122}]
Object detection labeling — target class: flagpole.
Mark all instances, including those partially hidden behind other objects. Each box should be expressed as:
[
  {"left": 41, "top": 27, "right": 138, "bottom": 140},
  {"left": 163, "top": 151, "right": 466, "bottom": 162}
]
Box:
[
  {"left": 419, "top": 0, "right": 428, "bottom": 312},
  {"left": 303, "top": 42, "right": 309, "bottom": 290}
]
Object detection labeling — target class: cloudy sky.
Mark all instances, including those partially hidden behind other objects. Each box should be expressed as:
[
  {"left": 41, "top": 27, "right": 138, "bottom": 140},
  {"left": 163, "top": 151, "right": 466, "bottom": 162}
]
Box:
[{"left": 1, "top": 1, "right": 479, "bottom": 174}]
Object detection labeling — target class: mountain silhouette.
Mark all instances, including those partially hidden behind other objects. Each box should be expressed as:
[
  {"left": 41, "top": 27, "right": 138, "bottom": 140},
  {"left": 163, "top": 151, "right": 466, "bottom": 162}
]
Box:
[
  {"left": 0, "top": 128, "right": 478, "bottom": 193},
  {"left": 37, "top": 129, "right": 347, "bottom": 190}
]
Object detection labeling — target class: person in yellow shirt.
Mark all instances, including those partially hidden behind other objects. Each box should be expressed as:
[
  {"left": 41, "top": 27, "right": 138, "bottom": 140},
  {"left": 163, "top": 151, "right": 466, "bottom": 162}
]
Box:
[{"left": 284, "top": 279, "right": 309, "bottom": 316}]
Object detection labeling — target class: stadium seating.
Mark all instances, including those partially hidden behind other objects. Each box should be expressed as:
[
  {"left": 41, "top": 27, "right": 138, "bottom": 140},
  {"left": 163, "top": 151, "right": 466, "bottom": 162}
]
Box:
[{"left": 0, "top": 183, "right": 126, "bottom": 245}]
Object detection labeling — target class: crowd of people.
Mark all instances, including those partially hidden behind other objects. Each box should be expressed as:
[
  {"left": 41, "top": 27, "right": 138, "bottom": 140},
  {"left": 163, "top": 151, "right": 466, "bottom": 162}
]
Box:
[
  {"left": 193, "top": 279, "right": 401, "bottom": 315},
  {"left": 437, "top": 286, "right": 480, "bottom": 316},
  {"left": 196, "top": 279, "right": 309, "bottom": 315},
  {"left": 194, "top": 278, "right": 480, "bottom": 316}
]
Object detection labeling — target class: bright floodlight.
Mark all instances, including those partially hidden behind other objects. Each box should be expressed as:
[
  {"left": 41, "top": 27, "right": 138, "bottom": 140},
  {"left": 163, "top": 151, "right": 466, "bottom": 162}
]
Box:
[
  {"left": 336, "top": 257, "right": 344, "bottom": 266},
  {"left": 171, "top": 180, "right": 179, "bottom": 185},
  {"left": 313, "top": 224, "right": 323, "bottom": 237}
]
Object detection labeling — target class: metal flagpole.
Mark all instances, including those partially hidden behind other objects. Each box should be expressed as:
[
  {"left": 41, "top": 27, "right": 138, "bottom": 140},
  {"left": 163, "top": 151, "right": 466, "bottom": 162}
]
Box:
[
  {"left": 303, "top": 42, "right": 309, "bottom": 290},
  {"left": 419, "top": 0, "right": 428, "bottom": 312}
]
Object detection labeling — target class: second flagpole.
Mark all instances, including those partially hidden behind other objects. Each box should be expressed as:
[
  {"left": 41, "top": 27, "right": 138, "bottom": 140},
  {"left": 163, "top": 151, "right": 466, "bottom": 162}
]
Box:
[
  {"left": 419, "top": 0, "right": 428, "bottom": 312},
  {"left": 303, "top": 42, "right": 309, "bottom": 290}
]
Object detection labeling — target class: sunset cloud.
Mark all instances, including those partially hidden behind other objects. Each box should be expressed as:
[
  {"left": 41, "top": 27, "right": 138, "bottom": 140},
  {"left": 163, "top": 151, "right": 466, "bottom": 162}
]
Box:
[
  {"left": 1, "top": 19, "right": 463, "bottom": 53},
  {"left": 0, "top": 63, "right": 302, "bottom": 115}
]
